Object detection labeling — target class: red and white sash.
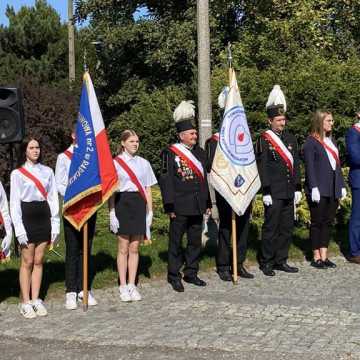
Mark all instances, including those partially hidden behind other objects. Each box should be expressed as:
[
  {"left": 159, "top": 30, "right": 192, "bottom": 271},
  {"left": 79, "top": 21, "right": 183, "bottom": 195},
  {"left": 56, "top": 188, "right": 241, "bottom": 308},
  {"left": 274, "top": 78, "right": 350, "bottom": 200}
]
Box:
[
  {"left": 63, "top": 149, "right": 73, "bottom": 160},
  {"left": 312, "top": 135, "right": 339, "bottom": 170},
  {"left": 114, "top": 156, "right": 147, "bottom": 204},
  {"left": 18, "top": 167, "right": 48, "bottom": 200},
  {"left": 353, "top": 123, "right": 360, "bottom": 134},
  {"left": 211, "top": 132, "right": 219, "bottom": 142},
  {"left": 262, "top": 130, "right": 294, "bottom": 174},
  {"left": 169, "top": 143, "right": 205, "bottom": 182}
]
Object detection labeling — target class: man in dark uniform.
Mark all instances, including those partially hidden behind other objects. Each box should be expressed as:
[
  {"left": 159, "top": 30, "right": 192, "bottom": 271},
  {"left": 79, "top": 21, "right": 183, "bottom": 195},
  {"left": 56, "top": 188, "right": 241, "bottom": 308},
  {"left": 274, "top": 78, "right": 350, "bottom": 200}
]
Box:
[
  {"left": 159, "top": 100, "right": 211, "bottom": 292},
  {"left": 256, "top": 85, "right": 302, "bottom": 276},
  {"left": 205, "top": 125, "right": 254, "bottom": 280}
]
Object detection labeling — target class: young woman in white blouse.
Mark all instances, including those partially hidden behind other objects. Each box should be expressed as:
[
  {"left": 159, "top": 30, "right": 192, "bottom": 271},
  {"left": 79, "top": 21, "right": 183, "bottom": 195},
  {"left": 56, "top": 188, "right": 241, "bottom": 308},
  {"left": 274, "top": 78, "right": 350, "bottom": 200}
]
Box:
[
  {"left": 10, "top": 137, "right": 60, "bottom": 318},
  {"left": 109, "top": 130, "right": 157, "bottom": 302}
]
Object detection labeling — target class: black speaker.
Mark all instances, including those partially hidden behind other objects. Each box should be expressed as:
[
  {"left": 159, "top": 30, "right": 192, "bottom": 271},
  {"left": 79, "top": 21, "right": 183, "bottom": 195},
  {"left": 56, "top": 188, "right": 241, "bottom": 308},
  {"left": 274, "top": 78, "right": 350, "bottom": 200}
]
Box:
[{"left": 0, "top": 87, "right": 25, "bottom": 143}]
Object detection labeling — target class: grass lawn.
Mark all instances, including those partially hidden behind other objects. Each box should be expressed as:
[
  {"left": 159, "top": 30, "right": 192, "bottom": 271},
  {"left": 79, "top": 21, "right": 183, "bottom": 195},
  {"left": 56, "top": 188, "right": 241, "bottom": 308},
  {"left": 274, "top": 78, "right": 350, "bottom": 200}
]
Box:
[{"left": 0, "top": 188, "right": 349, "bottom": 304}]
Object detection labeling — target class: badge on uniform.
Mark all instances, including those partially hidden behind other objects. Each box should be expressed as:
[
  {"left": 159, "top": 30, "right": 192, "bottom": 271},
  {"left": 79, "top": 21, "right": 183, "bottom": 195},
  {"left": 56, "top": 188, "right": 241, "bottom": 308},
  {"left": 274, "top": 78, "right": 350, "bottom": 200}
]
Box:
[{"left": 234, "top": 174, "right": 245, "bottom": 187}]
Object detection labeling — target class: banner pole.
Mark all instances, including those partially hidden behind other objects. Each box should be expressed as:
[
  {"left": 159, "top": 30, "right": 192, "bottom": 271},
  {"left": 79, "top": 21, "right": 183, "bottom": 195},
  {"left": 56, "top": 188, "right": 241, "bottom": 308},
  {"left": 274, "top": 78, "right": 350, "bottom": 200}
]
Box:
[
  {"left": 232, "top": 210, "right": 238, "bottom": 284},
  {"left": 83, "top": 221, "right": 89, "bottom": 311}
]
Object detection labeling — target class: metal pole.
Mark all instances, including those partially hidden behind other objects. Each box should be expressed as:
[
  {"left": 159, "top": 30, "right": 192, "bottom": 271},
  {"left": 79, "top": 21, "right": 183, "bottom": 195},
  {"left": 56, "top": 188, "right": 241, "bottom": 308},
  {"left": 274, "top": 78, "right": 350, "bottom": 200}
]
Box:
[
  {"left": 68, "top": 0, "right": 76, "bottom": 84},
  {"left": 197, "top": 0, "right": 212, "bottom": 148}
]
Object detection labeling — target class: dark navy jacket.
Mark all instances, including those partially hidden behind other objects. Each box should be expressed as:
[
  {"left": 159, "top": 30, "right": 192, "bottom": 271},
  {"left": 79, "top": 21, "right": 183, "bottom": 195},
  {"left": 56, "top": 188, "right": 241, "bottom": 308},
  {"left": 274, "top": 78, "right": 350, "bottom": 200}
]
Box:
[
  {"left": 303, "top": 135, "right": 345, "bottom": 199},
  {"left": 346, "top": 126, "right": 360, "bottom": 189}
]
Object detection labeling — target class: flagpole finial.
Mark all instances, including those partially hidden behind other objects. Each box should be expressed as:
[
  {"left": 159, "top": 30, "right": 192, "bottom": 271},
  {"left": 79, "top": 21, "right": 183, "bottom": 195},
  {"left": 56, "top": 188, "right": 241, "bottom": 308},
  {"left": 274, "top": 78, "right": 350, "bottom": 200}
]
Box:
[
  {"left": 227, "top": 42, "right": 232, "bottom": 69},
  {"left": 83, "top": 49, "right": 88, "bottom": 72}
]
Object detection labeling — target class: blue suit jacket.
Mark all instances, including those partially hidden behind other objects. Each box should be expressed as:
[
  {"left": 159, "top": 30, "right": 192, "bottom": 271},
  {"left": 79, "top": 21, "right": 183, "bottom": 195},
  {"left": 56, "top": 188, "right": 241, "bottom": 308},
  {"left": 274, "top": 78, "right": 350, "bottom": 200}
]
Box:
[
  {"left": 346, "top": 126, "right": 360, "bottom": 189},
  {"left": 303, "top": 136, "right": 345, "bottom": 199}
]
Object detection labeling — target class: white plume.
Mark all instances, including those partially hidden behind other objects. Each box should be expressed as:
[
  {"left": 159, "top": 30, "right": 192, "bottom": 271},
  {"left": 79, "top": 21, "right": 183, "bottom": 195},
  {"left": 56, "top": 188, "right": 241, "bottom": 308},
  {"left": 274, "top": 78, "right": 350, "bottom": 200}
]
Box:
[
  {"left": 266, "top": 85, "right": 287, "bottom": 112},
  {"left": 173, "top": 100, "right": 195, "bottom": 122},
  {"left": 218, "top": 86, "right": 230, "bottom": 109}
]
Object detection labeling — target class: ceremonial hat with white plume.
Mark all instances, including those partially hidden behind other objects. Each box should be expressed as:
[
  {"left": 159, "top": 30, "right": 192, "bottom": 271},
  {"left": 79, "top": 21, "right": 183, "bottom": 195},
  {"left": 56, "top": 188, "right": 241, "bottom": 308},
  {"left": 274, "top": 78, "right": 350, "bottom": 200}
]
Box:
[
  {"left": 173, "top": 100, "right": 196, "bottom": 133},
  {"left": 266, "top": 85, "right": 287, "bottom": 118}
]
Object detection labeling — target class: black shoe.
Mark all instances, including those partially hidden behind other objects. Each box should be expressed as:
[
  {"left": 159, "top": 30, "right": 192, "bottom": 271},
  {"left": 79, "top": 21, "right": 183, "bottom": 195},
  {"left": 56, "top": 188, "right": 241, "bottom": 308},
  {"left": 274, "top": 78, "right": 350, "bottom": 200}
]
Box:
[
  {"left": 183, "top": 276, "right": 207, "bottom": 286},
  {"left": 261, "top": 265, "right": 275, "bottom": 277},
  {"left": 323, "top": 258, "right": 336, "bottom": 268},
  {"left": 217, "top": 271, "right": 232, "bottom": 282},
  {"left": 238, "top": 264, "right": 254, "bottom": 279},
  {"left": 273, "top": 263, "right": 299, "bottom": 273},
  {"left": 168, "top": 279, "right": 184, "bottom": 292},
  {"left": 311, "top": 259, "right": 327, "bottom": 269}
]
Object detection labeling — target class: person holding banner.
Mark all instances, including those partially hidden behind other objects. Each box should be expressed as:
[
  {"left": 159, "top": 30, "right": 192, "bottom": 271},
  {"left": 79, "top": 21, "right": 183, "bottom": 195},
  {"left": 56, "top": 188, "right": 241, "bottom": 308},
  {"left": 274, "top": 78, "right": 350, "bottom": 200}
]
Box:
[
  {"left": 205, "top": 88, "right": 254, "bottom": 281},
  {"left": 256, "top": 85, "right": 301, "bottom": 277},
  {"left": 109, "top": 129, "right": 157, "bottom": 302},
  {"left": 10, "top": 137, "right": 60, "bottom": 318},
  {"left": 304, "top": 110, "right": 346, "bottom": 269},
  {"left": 55, "top": 121, "right": 98, "bottom": 310},
  {"left": 159, "top": 101, "right": 211, "bottom": 292},
  {"left": 346, "top": 112, "right": 360, "bottom": 264}
]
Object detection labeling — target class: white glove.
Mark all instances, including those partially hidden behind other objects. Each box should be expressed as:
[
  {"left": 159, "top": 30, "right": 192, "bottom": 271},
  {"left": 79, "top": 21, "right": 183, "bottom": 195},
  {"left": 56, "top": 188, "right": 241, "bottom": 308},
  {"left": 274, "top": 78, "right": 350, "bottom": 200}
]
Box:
[
  {"left": 145, "top": 211, "right": 153, "bottom": 240},
  {"left": 17, "top": 234, "right": 28, "bottom": 246},
  {"left": 1, "top": 234, "right": 12, "bottom": 258},
  {"left": 294, "top": 191, "right": 302, "bottom": 205},
  {"left": 146, "top": 211, "right": 153, "bottom": 228},
  {"left": 263, "top": 195, "right": 273, "bottom": 207},
  {"left": 311, "top": 187, "right": 320, "bottom": 203},
  {"left": 110, "top": 209, "right": 119, "bottom": 234},
  {"left": 51, "top": 233, "right": 59, "bottom": 245},
  {"left": 341, "top": 187, "right": 347, "bottom": 200}
]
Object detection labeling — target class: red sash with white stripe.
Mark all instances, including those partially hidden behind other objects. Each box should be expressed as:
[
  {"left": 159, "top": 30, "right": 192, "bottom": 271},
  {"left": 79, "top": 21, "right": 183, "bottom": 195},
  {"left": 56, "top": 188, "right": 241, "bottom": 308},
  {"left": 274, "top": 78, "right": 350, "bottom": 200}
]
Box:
[
  {"left": 64, "top": 149, "right": 73, "bottom": 160},
  {"left": 18, "top": 167, "right": 48, "bottom": 199},
  {"left": 114, "top": 156, "right": 147, "bottom": 204},
  {"left": 353, "top": 124, "right": 360, "bottom": 134},
  {"left": 169, "top": 143, "right": 205, "bottom": 182},
  {"left": 262, "top": 130, "right": 294, "bottom": 175},
  {"left": 311, "top": 135, "right": 340, "bottom": 167}
]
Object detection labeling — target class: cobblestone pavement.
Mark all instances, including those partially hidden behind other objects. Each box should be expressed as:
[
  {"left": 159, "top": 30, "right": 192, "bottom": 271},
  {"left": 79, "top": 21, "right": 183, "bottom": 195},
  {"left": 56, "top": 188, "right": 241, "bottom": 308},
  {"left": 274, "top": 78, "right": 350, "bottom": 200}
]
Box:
[{"left": 1, "top": 257, "right": 360, "bottom": 359}]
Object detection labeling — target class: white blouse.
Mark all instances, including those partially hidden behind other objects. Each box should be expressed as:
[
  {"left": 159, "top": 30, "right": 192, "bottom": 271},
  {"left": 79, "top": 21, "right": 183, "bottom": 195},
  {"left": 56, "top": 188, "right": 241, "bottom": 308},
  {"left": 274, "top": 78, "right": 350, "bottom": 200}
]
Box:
[
  {"left": 10, "top": 161, "right": 60, "bottom": 238},
  {"left": 55, "top": 145, "right": 74, "bottom": 197},
  {"left": 113, "top": 151, "right": 157, "bottom": 192},
  {"left": 0, "top": 181, "right": 12, "bottom": 237}
]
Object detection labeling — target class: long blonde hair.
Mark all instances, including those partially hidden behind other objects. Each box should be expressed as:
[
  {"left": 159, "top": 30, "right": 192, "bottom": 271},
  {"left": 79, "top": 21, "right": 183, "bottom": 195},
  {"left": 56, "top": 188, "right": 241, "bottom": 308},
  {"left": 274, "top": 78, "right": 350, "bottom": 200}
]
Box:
[
  {"left": 311, "top": 110, "right": 332, "bottom": 139},
  {"left": 118, "top": 129, "right": 138, "bottom": 154}
]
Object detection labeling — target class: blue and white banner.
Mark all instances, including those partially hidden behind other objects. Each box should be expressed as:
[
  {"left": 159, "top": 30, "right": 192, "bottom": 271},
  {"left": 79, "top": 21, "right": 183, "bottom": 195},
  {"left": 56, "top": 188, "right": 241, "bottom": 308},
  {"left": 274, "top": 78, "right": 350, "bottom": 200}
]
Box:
[{"left": 209, "top": 68, "right": 261, "bottom": 216}]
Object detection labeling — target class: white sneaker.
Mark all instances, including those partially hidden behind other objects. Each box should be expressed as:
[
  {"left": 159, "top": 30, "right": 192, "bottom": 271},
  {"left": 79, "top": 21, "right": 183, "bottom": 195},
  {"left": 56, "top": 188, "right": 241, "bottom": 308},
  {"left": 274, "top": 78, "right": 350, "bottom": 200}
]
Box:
[
  {"left": 78, "top": 290, "right": 98, "bottom": 306},
  {"left": 32, "top": 299, "right": 48, "bottom": 317},
  {"left": 119, "top": 285, "right": 131, "bottom": 302},
  {"left": 65, "top": 292, "right": 77, "bottom": 310},
  {"left": 128, "top": 284, "right": 142, "bottom": 301},
  {"left": 19, "top": 302, "right": 36, "bottom": 319}
]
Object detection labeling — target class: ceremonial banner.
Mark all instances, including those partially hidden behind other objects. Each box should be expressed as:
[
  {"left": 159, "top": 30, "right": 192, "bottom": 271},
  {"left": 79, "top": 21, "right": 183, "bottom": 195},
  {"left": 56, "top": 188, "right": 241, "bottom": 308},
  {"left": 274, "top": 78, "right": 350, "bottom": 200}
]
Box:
[
  {"left": 63, "top": 72, "right": 118, "bottom": 230},
  {"left": 209, "top": 68, "right": 261, "bottom": 215}
]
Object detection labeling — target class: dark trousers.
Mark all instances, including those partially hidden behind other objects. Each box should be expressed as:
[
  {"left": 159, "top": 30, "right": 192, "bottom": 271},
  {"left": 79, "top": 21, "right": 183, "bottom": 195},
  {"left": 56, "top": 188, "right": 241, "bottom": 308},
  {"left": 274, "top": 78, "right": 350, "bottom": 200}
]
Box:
[
  {"left": 308, "top": 196, "right": 337, "bottom": 250},
  {"left": 349, "top": 188, "right": 360, "bottom": 256},
  {"left": 168, "top": 214, "right": 203, "bottom": 282},
  {"left": 215, "top": 191, "right": 250, "bottom": 272},
  {"left": 64, "top": 214, "right": 97, "bottom": 293},
  {"left": 261, "top": 198, "right": 294, "bottom": 267}
]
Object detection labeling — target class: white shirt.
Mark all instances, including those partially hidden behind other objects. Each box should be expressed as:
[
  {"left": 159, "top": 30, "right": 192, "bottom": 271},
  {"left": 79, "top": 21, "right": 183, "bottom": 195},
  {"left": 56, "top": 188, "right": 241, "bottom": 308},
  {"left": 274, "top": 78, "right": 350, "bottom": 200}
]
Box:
[
  {"left": 55, "top": 145, "right": 74, "bottom": 197},
  {"left": 10, "top": 162, "right": 60, "bottom": 237},
  {"left": 0, "top": 182, "right": 12, "bottom": 237},
  {"left": 113, "top": 151, "right": 157, "bottom": 192}
]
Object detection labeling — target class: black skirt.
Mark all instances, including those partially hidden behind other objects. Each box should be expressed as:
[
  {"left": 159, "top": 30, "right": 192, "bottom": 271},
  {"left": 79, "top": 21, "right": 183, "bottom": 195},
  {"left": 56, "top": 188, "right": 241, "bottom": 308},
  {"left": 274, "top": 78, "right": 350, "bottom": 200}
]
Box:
[
  {"left": 115, "top": 192, "right": 146, "bottom": 236},
  {"left": 21, "top": 201, "right": 51, "bottom": 244}
]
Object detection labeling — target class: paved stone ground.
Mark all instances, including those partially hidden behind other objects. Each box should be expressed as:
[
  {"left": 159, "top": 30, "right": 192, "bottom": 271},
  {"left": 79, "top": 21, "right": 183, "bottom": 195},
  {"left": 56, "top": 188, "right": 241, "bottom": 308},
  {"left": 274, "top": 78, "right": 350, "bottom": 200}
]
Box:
[{"left": 1, "top": 257, "right": 360, "bottom": 359}]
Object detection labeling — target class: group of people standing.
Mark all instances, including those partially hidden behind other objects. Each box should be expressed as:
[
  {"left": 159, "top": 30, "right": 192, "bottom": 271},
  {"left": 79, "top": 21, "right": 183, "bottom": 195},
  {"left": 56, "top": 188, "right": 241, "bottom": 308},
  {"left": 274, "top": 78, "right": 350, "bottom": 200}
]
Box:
[{"left": 0, "top": 84, "right": 359, "bottom": 318}]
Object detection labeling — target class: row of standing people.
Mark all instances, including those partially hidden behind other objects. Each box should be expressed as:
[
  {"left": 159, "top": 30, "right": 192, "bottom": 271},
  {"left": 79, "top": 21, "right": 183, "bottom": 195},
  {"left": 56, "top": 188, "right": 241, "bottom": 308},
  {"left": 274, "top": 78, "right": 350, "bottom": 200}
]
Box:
[{"left": 1, "top": 86, "right": 360, "bottom": 317}]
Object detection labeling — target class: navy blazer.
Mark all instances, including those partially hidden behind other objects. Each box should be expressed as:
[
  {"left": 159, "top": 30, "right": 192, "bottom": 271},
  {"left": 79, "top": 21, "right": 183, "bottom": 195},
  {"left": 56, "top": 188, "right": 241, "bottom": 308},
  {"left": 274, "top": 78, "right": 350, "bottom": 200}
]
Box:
[
  {"left": 303, "top": 135, "right": 345, "bottom": 199},
  {"left": 346, "top": 126, "right": 360, "bottom": 189}
]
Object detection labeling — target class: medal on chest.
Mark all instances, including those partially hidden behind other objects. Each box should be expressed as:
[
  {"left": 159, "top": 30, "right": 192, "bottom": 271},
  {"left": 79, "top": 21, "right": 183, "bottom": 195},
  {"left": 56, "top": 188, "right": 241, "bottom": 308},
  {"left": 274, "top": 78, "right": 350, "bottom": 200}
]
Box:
[{"left": 175, "top": 156, "right": 195, "bottom": 181}]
